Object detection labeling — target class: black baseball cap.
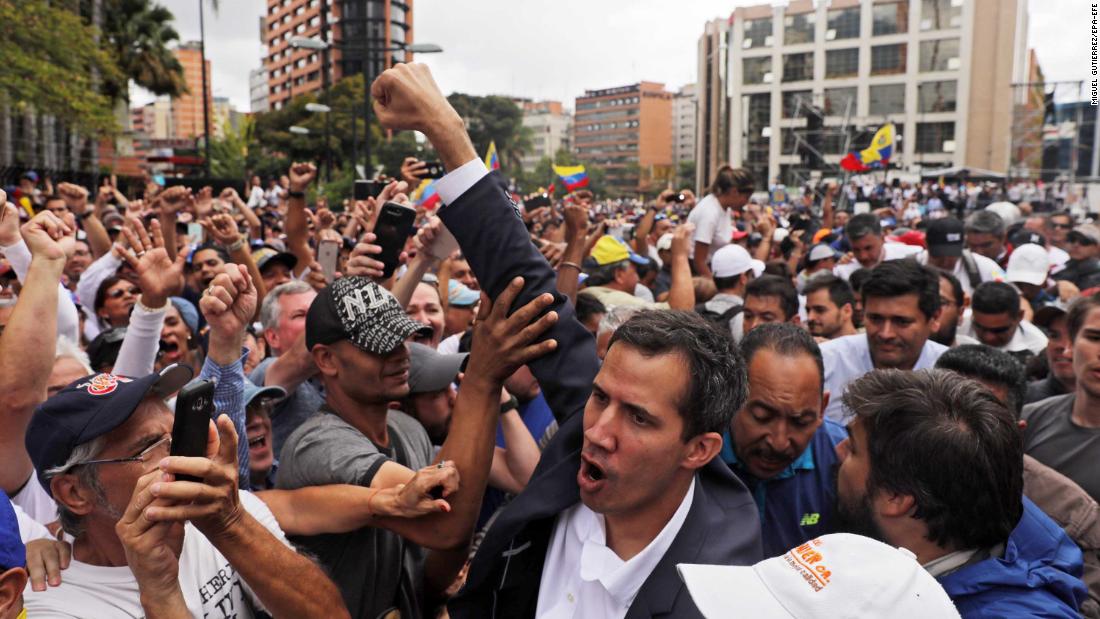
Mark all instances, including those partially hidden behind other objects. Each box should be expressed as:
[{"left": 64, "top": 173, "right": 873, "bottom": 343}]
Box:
[
  {"left": 306, "top": 276, "right": 432, "bottom": 356},
  {"left": 926, "top": 218, "right": 965, "bottom": 258},
  {"left": 1010, "top": 228, "right": 1047, "bottom": 248},
  {"left": 26, "top": 365, "right": 193, "bottom": 497}
]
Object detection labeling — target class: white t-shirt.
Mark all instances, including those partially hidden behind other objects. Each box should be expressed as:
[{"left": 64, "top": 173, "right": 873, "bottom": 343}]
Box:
[
  {"left": 23, "top": 491, "right": 285, "bottom": 619},
  {"left": 914, "top": 250, "right": 1005, "bottom": 296},
  {"left": 685, "top": 194, "right": 732, "bottom": 262},
  {"left": 833, "top": 241, "right": 922, "bottom": 281},
  {"left": 11, "top": 473, "right": 57, "bottom": 526},
  {"left": 16, "top": 502, "right": 52, "bottom": 543}
]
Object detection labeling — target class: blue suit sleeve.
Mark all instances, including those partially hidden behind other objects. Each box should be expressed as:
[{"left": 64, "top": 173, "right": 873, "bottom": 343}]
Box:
[
  {"left": 198, "top": 349, "right": 250, "bottom": 490},
  {"left": 437, "top": 172, "right": 599, "bottom": 422}
]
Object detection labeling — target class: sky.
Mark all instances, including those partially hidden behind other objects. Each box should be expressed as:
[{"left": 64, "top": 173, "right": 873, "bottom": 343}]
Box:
[{"left": 143, "top": 0, "right": 1088, "bottom": 113}]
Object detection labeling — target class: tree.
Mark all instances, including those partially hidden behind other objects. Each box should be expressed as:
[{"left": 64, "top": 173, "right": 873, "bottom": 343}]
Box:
[
  {"left": 95, "top": 0, "right": 187, "bottom": 102},
  {"left": 209, "top": 115, "right": 254, "bottom": 179},
  {"left": 677, "top": 160, "right": 696, "bottom": 191},
  {"left": 447, "top": 93, "right": 531, "bottom": 172},
  {"left": 0, "top": 0, "right": 122, "bottom": 135}
]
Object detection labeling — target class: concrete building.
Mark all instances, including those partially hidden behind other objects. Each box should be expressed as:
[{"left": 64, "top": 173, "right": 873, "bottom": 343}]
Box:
[
  {"left": 673, "top": 83, "right": 697, "bottom": 169},
  {"left": 696, "top": 17, "right": 731, "bottom": 192},
  {"left": 172, "top": 42, "right": 213, "bottom": 141},
  {"left": 520, "top": 100, "right": 573, "bottom": 172},
  {"left": 132, "top": 98, "right": 173, "bottom": 140},
  {"left": 263, "top": 0, "right": 414, "bottom": 110},
  {"left": 574, "top": 82, "right": 673, "bottom": 195},
  {"left": 250, "top": 67, "right": 270, "bottom": 113},
  {"left": 697, "top": 0, "right": 1029, "bottom": 186}
]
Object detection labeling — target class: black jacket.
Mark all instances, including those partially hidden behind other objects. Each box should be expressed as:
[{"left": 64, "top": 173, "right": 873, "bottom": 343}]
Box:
[
  {"left": 1054, "top": 258, "right": 1100, "bottom": 291},
  {"left": 438, "top": 172, "right": 762, "bottom": 618}
]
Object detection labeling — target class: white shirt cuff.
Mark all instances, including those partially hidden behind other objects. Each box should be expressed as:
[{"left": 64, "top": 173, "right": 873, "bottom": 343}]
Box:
[{"left": 435, "top": 158, "right": 489, "bottom": 207}]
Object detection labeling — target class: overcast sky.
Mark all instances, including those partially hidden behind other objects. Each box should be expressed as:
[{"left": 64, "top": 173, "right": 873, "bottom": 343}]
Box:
[{"left": 143, "top": 0, "right": 1087, "bottom": 112}]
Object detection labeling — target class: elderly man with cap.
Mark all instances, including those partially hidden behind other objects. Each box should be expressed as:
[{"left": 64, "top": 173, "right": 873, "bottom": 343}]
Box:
[
  {"left": 1026, "top": 303, "right": 1077, "bottom": 404},
  {"left": 916, "top": 217, "right": 1004, "bottom": 296},
  {"left": 678, "top": 533, "right": 961, "bottom": 619},
  {"left": 276, "top": 275, "right": 558, "bottom": 618},
  {"left": 795, "top": 243, "right": 839, "bottom": 292},
  {"left": 697, "top": 243, "right": 757, "bottom": 340},
  {"left": 241, "top": 379, "right": 289, "bottom": 490},
  {"left": 1007, "top": 243, "right": 1059, "bottom": 311},
  {"left": 580, "top": 235, "right": 657, "bottom": 308},
  {"left": 1054, "top": 223, "right": 1100, "bottom": 291}
]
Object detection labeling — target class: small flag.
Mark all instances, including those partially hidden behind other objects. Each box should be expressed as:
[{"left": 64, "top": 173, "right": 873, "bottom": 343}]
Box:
[
  {"left": 553, "top": 164, "right": 589, "bottom": 191},
  {"left": 484, "top": 141, "right": 500, "bottom": 171},
  {"left": 841, "top": 123, "right": 895, "bottom": 173},
  {"left": 412, "top": 179, "right": 441, "bottom": 209}
]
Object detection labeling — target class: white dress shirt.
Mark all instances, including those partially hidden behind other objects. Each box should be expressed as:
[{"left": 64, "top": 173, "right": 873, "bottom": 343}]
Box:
[
  {"left": 436, "top": 158, "right": 491, "bottom": 206},
  {"left": 535, "top": 479, "right": 697, "bottom": 619},
  {"left": 833, "top": 242, "right": 922, "bottom": 281}
]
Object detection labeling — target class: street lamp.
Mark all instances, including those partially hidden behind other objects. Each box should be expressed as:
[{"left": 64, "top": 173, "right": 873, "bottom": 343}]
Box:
[
  {"left": 289, "top": 36, "right": 442, "bottom": 179},
  {"left": 289, "top": 126, "right": 310, "bottom": 135},
  {"left": 305, "top": 103, "right": 332, "bottom": 113}
]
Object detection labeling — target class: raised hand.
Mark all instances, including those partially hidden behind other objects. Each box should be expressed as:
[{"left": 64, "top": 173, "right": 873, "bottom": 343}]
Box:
[
  {"left": 0, "top": 196, "right": 19, "bottom": 246},
  {"left": 670, "top": 222, "right": 695, "bottom": 262},
  {"left": 57, "top": 183, "right": 90, "bottom": 216},
  {"left": 345, "top": 233, "right": 387, "bottom": 280},
  {"left": 199, "top": 263, "right": 257, "bottom": 340},
  {"left": 385, "top": 461, "right": 460, "bottom": 517},
  {"left": 157, "top": 186, "right": 191, "bottom": 217},
  {"left": 21, "top": 211, "right": 71, "bottom": 262},
  {"left": 370, "top": 63, "right": 461, "bottom": 135},
  {"left": 563, "top": 202, "right": 589, "bottom": 242},
  {"left": 200, "top": 213, "right": 243, "bottom": 248},
  {"left": 464, "top": 277, "right": 558, "bottom": 385},
  {"left": 400, "top": 156, "right": 428, "bottom": 185},
  {"left": 288, "top": 162, "right": 317, "bottom": 193},
  {"left": 118, "top": 218, "right": 185, "bottom": 308},
  {"left": 116, "top": 467, "right": 186, "bottom": 604}
]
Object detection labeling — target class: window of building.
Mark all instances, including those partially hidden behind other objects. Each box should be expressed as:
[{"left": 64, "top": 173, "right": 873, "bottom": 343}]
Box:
[
  {"left": 872, "top": 1, "right": 909, "bottom": 35},
  {"left": 743, "top": 56, "right": 773, "bottom": 85},
  {"left": 743, "top": 93, "right": 771, "bottom": 174},
  {"left": 921, "top": 0, "right": 962, "bottom": 30},
  {"left": 743, "top": 17, "right": 773, "bottom": 48},
  {"left": 870, "top": 43, "right": 906, "bottom": 75},
  {"left": 918, "top": 80, "right": 957, "bottom": 112},
  {"left": 919, "top": 38, "right": 960, "bottom": 72},
  {"left": 783, "top": 52, "right": 813, "bottom": 82},
  {"left": 781, "top": 127, "right": 799, "bottom": 152},
  {"left": 825, "top": 48, "right": 859, "bottom": 78},
  {"left": 784, "top": 12, "right": 815, "bottom": 45},
  {"left": 916, "top": 121, "right": 955, "bottom": 153},
  {"left": 826, "top": 7, "right": 860, "bottom": 40},
  {"left": 869, "top": 83, "right": 906, "bottom": 115},
  {"left": 391, "top": 2, "right": 408, "bottom": 23},
  {"left": 823, "top": 132, "right": 849, "bottom": 154},
  {"left": 782, "top": 90, "right": 812, "bottom": 118},
  {"left": 823, "top": 87, "right": 856, "bottom": 116}
]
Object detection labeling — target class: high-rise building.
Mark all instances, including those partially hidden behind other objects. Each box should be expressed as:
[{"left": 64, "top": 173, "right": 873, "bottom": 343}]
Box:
[
  {"left": 574, "top": 82, "right": 673, "bottom": 195},
  {"left": 698, "top": 0, "right": 1029, "bottom": 186},
  {"left": 172, "top": 42, "right": 213, "bottom": 140},
  {"left": 520, "top": 100, "right": 573, "bottom": 173},
  {"left": 250, "top": 67, "right": 270, "bottom": 113},
  {"left": 133, "top": 98, "right": 173, "bottom": 140},
  {"left": 262, "top": 0, "right": 414, "bottom": 110},
  {"left": 696, "top": 17, "right": 731, "bottom": 192},
  {"left": 672, "top": 84, "right": 697, "bottom": 168}
]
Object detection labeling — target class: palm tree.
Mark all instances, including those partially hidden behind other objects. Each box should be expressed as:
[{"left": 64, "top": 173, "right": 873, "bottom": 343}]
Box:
[{"left": 94, "top": 0, "right": 187, "bottom": 102}]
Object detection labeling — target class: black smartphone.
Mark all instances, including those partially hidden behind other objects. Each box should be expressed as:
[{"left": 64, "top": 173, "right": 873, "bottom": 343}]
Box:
[
  {"left": 171, "top": 379, "right": 215, "bottom": 482},
  {"left": 420, "top": 161, "right": 445, "bottom": 179},
  {"left": 374, "top": 201, "right": 418, "bottom": 279},
  {"left": 526, "top": 194, "right": 552, "bottom": 209},
  {"left": 354, "top": 179, "right": 386, "bottom": 201},
  {"left": 672, "top": 192, "right": 686, "bottom": 203}
]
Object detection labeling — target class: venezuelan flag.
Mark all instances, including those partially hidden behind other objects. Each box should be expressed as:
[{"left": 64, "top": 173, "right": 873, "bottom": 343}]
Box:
[
  {"left": 553, "top": 164, "right": 589, "bottom": 191},
  {"left": 412, "top": 179, "right": 441, "bottom": 209},
  {"left": 484, "top": 141, "right": 500, "bottom": 171},
  {"left": 841, "top": 123, "right": 895, "bottom": 173}
]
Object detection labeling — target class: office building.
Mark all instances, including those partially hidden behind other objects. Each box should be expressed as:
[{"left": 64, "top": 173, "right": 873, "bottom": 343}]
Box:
[
  {"left": 696, "top": 17, "right": 731, "bottom": 192},
  {"left": 250, "top": 67, "right": 270, "bottom": 113},
  {"left": 263, "top": 0, "right": 414, "bottom": 110},
  {"left": 697, "top": 0, "right": 1029, "bottom": 186},
  {"left": 520, "top": 100, "right": 573, "bottom": 172},
  {"left": 172, "top": 42, "right": 213, "bottom": 140},
  {"left": 673, "top": 83, "right": 697, "bottom": 169},
  {"left": 574, "top": 82, "right": 673, "bottom": 195}
]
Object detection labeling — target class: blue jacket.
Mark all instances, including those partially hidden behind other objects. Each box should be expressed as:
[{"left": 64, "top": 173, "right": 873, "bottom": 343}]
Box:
[
  {"left": 722, "top": 419, "right": 847, "bottom": 557},
  {"left": 939, "top": 498, "right": 1087, "bottom": 618}
]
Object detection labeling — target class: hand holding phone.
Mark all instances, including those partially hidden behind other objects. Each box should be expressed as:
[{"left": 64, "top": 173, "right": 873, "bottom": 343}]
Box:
[
  {"left": 318, "top": 239, "right": 340, "bottom": 283},
  {"left": 171, "top": 380, "right": 215, "bottom": 482},
  {"left": 373, "top": 201, "right": 418, "bottom": 279}
]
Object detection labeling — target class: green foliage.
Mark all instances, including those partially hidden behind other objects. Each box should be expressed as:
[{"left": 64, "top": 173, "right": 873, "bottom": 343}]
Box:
[
  {"left": 677, "top": 160, "right": 697, "bottom": 191},
  {"left": 447, "top": 93, "right": 530, "bottom": 172},
  {"left": 96, "top": 0, "right": 187, "bottom": 101},
  {"left": 209, "top": 115, "right": 254, "bottom": 179},
  {"left": 0, "top": 0, "right": 122, "bottom": 135}
]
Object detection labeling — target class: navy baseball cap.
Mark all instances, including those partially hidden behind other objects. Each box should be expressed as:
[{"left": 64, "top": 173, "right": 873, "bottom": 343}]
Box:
[{"left": 26, "top": 365, "right": 193, "bottom": 497}]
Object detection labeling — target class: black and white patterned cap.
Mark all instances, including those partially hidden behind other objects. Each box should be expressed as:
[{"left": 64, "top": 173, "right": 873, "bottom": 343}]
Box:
[{"left": 305, "top": 276, "right": 432, "bottom": 355}]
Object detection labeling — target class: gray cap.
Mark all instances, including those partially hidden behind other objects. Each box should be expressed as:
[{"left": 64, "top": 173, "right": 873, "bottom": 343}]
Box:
[{"left": 408, "top": 343, "right": 466, "bottom": 394}]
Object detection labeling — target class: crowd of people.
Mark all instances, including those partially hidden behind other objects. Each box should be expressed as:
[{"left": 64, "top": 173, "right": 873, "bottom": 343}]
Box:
[{"left": 0, "top": 63, "right": 1099, "bottom": 619}]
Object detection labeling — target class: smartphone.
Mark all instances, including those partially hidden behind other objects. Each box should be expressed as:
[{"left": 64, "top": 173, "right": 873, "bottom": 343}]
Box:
[
  {"left": 318, "top": 239, "right": 340, "bottom": 283},
  {"left": 374, "top": 201, "right": 418, "bottom": 279},
  {"left": 672, "top": 192, "right": 686, "bottom": 203},
  {"left": 526, "top": 194, "right": 552, "bottom": 209},
  {"left": 421, "top": 161, "right": 445, "bottom": 179},
  {"left": 187, "top": 222, "right": 204, "bottom": 242},
  {"left": 171, "top": 380, "right": 215, "bottom": 481},
  {"left": 354, "top": 180, "right": 386, "bottom": 201}
]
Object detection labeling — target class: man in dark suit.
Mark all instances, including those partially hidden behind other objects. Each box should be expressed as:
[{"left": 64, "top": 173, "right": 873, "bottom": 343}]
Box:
[{"left": 371, "top": 63, "right": 763, "bottom": 618}]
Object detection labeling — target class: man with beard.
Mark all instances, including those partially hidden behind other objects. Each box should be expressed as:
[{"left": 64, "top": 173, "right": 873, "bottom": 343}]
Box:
[
  {"left": 1027, "top": 304, "right": 1076, "bottom": 403},
  {"left": 721, "top": 324, "right": 846, "bottom": 556},
  {"left": 930, "top": 270, "right": 979, "bottom": 348},
  {"left": 367, "top": 62, "right": 761, "bottom": 618},
  {"left": 802, "top": 274, "right": 857, "bottom": 341},
  {"left": 821, "top": 260, "right": 947, "bottom": 421},
  {"left": 835, "top": 369, "right": 1086, "bottom": 617}
]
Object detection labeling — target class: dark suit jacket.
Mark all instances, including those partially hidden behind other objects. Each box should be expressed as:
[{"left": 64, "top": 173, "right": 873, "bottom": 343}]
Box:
[{"left": 438, "top": 172, "right": 762, "bottom": 618}]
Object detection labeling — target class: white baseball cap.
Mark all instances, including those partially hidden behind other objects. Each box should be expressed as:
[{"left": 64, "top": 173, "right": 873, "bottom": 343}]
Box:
[
  {"left": 1006, "top": 243, "right": 1050, "bottom": 286},
  {"left": 712, "top": 244, "right": 754, "bottom": 278},
  {"left": 678, "top": 534, "right": 960, "bottom": 619},
  {"left": 751, "top": 259, "right": 766, "bottom": 278},
  {"left": 808, "top": 244, "right": 839, "bottom": 263}
]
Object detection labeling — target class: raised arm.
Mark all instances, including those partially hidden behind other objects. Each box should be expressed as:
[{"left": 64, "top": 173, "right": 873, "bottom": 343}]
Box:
[
  {"left": 285, "top": 163, "right": 317, "bottom": 277},
  {"left": 371, "top": 62, "right": 600, "bottom": 422}
]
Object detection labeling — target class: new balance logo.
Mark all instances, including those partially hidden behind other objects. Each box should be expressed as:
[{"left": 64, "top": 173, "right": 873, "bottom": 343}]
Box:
[{"left": 800, "top": 513, "right": 821, "bottom": 526}]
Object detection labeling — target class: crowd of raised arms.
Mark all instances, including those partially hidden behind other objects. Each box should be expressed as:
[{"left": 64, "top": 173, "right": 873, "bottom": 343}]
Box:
[{"left": 1, "top": 64, "right": 1100, "bottom": 619}]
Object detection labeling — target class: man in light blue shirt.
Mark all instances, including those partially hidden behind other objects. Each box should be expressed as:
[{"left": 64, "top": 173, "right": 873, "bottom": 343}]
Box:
[{"left": 822, "top": 260, "right": 947, "bottom": 421}]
